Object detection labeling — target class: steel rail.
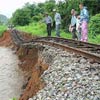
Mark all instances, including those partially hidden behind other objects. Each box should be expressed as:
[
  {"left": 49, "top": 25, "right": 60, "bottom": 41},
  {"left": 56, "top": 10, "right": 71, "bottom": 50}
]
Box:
[
  {"left": 10, "top": 30, "right": 100, "bottom": 63},
  {"left": 30, "top": 40, "right": 100, "bottom": 63},
  {"left": 34, "top": 37, "right": 100, "bottom": 48}
]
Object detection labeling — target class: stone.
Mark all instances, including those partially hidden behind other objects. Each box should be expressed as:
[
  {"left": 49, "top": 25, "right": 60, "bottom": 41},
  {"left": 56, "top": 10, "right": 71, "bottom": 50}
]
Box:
[{"left": 30, "top": 46, "right": 100, "bottom": 100}]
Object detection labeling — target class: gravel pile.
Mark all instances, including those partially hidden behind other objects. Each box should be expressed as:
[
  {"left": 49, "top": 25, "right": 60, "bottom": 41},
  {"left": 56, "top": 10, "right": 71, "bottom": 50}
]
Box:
[{"left": 30, "top": 46, "right": 100, "bottom": 100}]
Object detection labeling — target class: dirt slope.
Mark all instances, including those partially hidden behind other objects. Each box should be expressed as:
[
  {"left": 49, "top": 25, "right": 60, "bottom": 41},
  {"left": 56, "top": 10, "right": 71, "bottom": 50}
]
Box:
[{"left": 0, "top": 31, "right": 48, "bottom": 100}]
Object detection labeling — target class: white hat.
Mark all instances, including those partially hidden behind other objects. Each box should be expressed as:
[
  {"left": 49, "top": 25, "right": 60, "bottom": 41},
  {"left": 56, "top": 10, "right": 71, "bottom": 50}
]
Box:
[{"left": 53, "top": 9, "right": 56, "bottom": 11}]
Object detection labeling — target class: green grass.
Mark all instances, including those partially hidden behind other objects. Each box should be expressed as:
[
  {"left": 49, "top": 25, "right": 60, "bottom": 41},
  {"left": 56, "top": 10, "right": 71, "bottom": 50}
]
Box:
[
  {"left": 0, "top": 25, "right": 7, "bottom": 37},
  {"left": 88, "top": 34, "right": 100, "bottom": 44},
  {"left": 16, "top": 22, "right": 100, "bottom": 44},
  {"left": 9, "top": 98, "right": 17, "bottom": 100},
  {"left": 16, "top": 22, "right": 71, "bottom": 38},
  {"left": 16, "top": 22, "right": 47, "bottom": 36}
]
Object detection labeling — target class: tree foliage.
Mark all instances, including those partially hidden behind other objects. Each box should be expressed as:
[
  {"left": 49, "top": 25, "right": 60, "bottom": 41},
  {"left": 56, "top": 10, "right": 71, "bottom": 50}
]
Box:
[
  {"left": 89, "top": 13, "right": 100, "bottom": 36},
  {"left": 12, "top": 8, "right": 31, "bottom": 26},
  {"left": 11, "top": 0, "right": 100, "bottom": 28}
]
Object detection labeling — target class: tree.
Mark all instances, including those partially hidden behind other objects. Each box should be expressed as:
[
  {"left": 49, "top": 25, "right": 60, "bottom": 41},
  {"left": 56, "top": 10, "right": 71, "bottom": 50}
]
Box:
[
  {"left": 44, "top": 0, "right": 56, "bottom": 12},
  {"left": 11, "top": 0, "right": 100, "bottom": 28},
  {"left": 12, "top": 8, "right": 31, "bottom": 26},
  {"left": 89, "top": 13, "right": 100, "bottom": 36}
]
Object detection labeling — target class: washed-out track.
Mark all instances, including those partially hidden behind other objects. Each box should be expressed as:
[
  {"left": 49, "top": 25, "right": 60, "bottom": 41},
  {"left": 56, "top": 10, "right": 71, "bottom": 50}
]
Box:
[
  {"left": 9, "top": 29, "right": 100, "bottom": 100},
  {"left": 10, "top": 29, "right": 100, "bottom": 63}
]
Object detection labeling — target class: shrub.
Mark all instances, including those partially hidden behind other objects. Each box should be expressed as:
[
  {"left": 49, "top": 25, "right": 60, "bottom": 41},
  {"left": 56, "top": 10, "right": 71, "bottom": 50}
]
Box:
[
  {"left": 32, "top": 14, "right": 43, "bottom": 22},
  {"left": 0, "top": 25, "right": 7, "bottom": 37},
  {"left": 89, "top": 13, "right": 100, "bottom": 36}
]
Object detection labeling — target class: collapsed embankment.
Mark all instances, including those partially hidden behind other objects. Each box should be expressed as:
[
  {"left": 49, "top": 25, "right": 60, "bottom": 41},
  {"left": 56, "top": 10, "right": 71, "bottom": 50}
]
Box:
[
  {"left": 0, "top": 31, "right": 49, "bottom": 100},
  {"left": 0, "top": 31, "right": 100, "bottom": 100}
]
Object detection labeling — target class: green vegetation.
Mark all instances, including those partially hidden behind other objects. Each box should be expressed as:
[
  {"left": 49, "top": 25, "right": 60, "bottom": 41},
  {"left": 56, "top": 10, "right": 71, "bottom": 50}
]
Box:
[
  {"left": 0, "top": 14, "right": 8, "bottom": 37},
  {"left": 16, "top": 22, "right": 46, "bottom": 36},
  {"left": 10, "top": 0, "right": 100, "bottom": 44},
  {"left": 88, "top": 13, "right": 100, "bottom": 44},
  {"left": 89, "top": 14, "right": 100, "bottom": 35},
  {"left": 88, "top": 34, "right": 100, "bottom": 44},
  {"left": 9, "top": 98, "right": 17, "bottom": 100},
  {"left": 16, "top": 22, "right": 100, "bottom": 44},
  {"left": 0, "top": 25, "right": 7, "bottom": 37},
  {"left": 16, "top": 22, "right": 71, "bottom": 38},
  {"left": 10, "top": 0, "right": 100, "bottom": 28}
]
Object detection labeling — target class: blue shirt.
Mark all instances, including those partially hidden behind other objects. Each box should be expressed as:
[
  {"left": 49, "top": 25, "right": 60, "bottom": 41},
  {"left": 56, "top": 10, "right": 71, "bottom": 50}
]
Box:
[{"left": 80, "top": 7, "right": 89, "bottom": 23}]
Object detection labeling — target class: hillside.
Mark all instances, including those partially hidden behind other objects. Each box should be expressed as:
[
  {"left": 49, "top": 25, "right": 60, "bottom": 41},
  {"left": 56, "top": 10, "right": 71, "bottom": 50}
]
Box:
[{"left": 0, "top": 14, "right": 8, "bottom": 24}]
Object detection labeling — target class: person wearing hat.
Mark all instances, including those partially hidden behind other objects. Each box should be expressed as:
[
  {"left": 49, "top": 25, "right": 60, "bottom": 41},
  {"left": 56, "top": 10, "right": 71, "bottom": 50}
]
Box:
[
  {"left": 42, "top": 13, "right": 53, "bottom": 37},
  {"left": 53, "top": 9, "right": 61, "bottom": 37}
]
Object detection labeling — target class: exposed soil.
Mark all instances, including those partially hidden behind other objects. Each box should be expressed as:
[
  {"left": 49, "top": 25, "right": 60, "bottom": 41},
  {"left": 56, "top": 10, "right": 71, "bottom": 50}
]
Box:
[
  {"left": 0, "top": 30, "right": 48, "bottom": 100},
  {"left": 0, "top": 30, "right": 12, "bottom": 47}
]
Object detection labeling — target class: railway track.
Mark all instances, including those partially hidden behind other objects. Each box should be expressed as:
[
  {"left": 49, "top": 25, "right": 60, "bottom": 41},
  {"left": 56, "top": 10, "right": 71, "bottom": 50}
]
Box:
[
  {"left": 32, "top": 37, "right": 100, "bottom": 54},
  {"left": 10, "top": 29, "right": 100, "bottom": 63}
]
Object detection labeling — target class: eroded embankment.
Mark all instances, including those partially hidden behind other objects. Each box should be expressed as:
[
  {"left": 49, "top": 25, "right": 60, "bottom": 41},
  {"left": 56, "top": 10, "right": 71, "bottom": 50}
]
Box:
[
  {"left": 0, "top": 31, "right": 49, "bottom": 100},
  {"left": 0, "top": 31, "right": 100, "bottom": 100},
  {"left": 18, "top": 47, "right": 49, "bottom": 100},
  {"left": 0, "top": 31, "right": 12, "bottom": 46}
]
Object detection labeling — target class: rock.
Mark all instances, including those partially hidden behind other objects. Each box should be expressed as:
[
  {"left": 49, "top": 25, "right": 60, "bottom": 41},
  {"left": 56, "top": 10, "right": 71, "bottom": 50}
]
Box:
[
  {"left": 28, "top": 98, "right": 33, "bottom": 100},
  {"left": 80, "top": 58, "right": 87, "bottom": 63},
  {"left": 76, "top": 73, "right": 82, "bottom": 79},
  {"left": 31, "top": 46, "right": 100, "bottom": 100},
  {"left": 94, "top": 76, "right": 99, "bottom": 80}
]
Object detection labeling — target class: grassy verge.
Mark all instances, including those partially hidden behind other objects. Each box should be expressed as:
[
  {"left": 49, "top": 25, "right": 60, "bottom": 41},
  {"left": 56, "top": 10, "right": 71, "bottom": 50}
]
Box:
[
  {"left": 16, "top": 22, "right": 47, "bottom": 36},
  {"left": 16, "top": 22, "right": 71, "bottom": 38},
  {"left": 0, "top": 25, "right": 7, "bottom": 37},
  {"left": 88, "top": 34, "right": 100, "bottom": 44},
  {"left": 9, "top": 98, "right": 17, "bottom": 100},
  {"left": 16, "top": 22, "right": 100, "bottom": 44}
]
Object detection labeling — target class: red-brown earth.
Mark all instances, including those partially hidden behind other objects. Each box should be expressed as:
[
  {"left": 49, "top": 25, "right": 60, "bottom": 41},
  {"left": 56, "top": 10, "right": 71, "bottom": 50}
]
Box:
[{"left": 0, "top": 30, "right": 48, "bottom": 100}]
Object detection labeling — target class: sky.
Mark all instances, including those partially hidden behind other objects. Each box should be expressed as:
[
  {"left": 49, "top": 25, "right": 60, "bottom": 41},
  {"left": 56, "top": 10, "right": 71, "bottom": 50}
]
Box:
[{"left": 0, "top": 0, "right": 46, "bottom": 18}]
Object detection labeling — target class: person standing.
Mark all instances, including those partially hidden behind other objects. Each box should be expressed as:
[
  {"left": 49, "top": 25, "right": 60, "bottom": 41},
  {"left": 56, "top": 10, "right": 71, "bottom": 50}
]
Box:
[
  {"left": 69, "top": 9, "right": 77, "bottom": 40},
  {"left": 53, "top": 9, "right": 61, "bottom": 37},
  {"left": 76, "top": 14, "right": 81, "bottom": 40},
  {"left": 43, "top": 13, "right": 52, "bottom": 37},
  {"left": 79, "top": 3, "right": 89, "bottom": 42}
]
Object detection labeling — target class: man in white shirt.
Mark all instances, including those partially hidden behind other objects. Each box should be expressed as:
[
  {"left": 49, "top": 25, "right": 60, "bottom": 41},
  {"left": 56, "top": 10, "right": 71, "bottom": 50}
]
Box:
[
  {"left": 53, "top": 9, "right": 61, "bottom": 37},
  {"left": 43, "top": 13, "right": 52, "bottom": 36}
]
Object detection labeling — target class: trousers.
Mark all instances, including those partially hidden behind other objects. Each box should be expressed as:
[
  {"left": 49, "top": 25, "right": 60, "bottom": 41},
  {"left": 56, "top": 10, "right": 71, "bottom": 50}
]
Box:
[
  {"left": 47, "top": 23, "right": 52, "bottom": 36},
  {"left": 81, "top": 21, "right": 88, "bottom": 42}
]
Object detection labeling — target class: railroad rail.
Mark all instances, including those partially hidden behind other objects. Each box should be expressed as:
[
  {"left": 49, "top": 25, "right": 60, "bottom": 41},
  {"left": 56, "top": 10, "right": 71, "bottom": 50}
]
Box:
[
  {"left": 10, "top": 29, "right": 100, "bottom": 63},
  {"left": 10, "top": 29, "right": 37, "bottom": 54},
  {"left": 33, "top": 37, "right": 100, "bottom": 54}
]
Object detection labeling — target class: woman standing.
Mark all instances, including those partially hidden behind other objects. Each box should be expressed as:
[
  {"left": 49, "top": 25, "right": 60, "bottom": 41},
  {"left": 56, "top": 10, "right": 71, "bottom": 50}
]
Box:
[{"left": 79, "top": 3, "right": 89, "bottom": 42}]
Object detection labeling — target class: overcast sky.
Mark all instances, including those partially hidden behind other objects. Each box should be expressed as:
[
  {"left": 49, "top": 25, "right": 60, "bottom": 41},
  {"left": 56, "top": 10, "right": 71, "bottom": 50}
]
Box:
[{"left": 0, "top": 0, "right": 46, "bottom": 18}]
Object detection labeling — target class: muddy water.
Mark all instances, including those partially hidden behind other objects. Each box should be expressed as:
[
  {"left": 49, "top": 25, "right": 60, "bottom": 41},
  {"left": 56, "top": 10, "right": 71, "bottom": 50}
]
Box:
[{"left": 0, "top": 47, "right": 25, "bottom": 100}]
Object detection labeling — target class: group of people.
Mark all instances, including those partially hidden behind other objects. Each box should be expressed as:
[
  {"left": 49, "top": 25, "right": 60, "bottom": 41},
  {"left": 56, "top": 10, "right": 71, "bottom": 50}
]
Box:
[
  {"left": 43, "top": 9, "right": 61, "bottom": 37},
  {"left": 69, "top": 3, "right": 89, "bottom": 42},
  {"left": 43, "top": 3, "right": 89, "bottom": 42}
]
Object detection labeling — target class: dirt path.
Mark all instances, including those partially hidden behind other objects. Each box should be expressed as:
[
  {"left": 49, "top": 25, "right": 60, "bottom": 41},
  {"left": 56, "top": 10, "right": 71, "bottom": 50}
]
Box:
[{"left": 0, "top": 47, "right": 25, "bottom": 100}]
